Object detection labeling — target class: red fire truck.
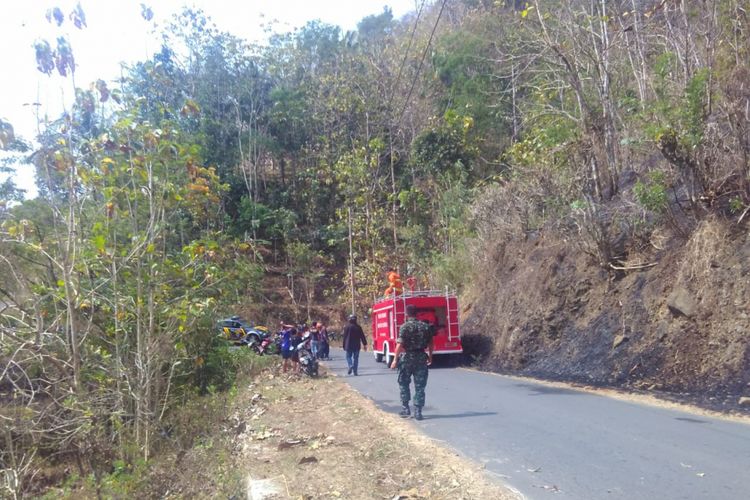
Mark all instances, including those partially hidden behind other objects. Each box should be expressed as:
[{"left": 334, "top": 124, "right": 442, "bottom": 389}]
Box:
[{"left": 371, "top": 290, "right": 463, "bottom": 366}]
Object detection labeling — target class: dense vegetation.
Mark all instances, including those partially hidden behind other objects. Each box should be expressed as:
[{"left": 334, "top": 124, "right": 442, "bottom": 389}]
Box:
[{"left": 1, "top": 0, "right": 748, "bottom": 496}]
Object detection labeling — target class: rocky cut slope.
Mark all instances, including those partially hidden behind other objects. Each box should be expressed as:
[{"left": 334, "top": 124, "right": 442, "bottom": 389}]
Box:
[{"left": 460, "top": 217, "right": 750, "bottom": 412}]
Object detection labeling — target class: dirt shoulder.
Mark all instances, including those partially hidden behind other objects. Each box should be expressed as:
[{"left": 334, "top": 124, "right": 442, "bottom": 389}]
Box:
[{"left": 228, "top": 364, "right": 516, "bottom": 500}]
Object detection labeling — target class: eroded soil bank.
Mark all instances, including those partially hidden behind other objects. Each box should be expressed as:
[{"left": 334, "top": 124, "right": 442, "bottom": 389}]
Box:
[{"left": 461, "top": 219, "right": 750, "bottom": 414}]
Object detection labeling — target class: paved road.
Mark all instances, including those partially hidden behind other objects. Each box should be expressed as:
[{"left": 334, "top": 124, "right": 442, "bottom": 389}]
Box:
[{"left": 323, "top": 348, "right": 750, "bottom": 499}]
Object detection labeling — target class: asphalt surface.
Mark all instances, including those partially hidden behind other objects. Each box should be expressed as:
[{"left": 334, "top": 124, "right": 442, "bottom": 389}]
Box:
[{"left": 323, "top": 348, "right": 750, "bottom": 500}]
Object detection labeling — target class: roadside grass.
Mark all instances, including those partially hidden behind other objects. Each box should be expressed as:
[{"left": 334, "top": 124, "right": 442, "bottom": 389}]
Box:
[{"left": 37, "top": 350, "right": 276, "bottom": 499}]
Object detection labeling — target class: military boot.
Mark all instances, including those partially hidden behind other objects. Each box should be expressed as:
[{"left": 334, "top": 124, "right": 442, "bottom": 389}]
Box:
[
  {"left": 399, "top": 404, "right": 411, "bottom": 418},
  {"left": 414, "top": 406, "right": 423, "bottom": 421}
]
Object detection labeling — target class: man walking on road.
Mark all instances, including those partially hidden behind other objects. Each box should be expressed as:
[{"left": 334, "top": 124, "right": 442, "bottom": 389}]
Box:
[
  {"left": 390, "top": 304, "right": 433, "bottom": 420},
  {"left": 342, "top": 314, "right": 367, "bottom": 376}
]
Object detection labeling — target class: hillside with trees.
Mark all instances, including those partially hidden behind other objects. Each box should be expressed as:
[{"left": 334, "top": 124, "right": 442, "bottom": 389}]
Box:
[{"left": 1, "top": 0, "right": 749, "bottom": 496}]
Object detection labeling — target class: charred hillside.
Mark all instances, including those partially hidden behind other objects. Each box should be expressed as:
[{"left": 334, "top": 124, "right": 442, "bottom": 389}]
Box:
[{"left": 461, "top": 218, "right": 750, "bottom": 412}]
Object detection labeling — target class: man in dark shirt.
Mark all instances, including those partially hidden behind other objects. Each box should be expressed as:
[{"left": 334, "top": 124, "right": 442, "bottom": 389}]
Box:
[
  {"left": 342, "top": 314, "right": 367, "bottom": 376},
  {"left": 390, "top": 304, "right": 433, "bottom": 420}
]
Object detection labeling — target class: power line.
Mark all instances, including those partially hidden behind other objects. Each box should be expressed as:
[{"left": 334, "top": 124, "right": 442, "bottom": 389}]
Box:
[
  {"left": 386, "top": 0, "right": 428, "bottom": 117},
  {"left": 395, "top": 0, "right": 449, "bottom": 129}
]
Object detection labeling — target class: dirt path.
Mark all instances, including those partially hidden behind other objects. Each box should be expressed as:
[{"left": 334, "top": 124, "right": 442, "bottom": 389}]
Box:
[{"left": 231, "top": 364, "right": 517, "bottom": 500}]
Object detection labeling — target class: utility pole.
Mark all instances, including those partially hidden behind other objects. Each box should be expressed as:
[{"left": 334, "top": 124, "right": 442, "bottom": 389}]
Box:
[{"left": 348, "top": 207, "right": 355, "bottom": 315}]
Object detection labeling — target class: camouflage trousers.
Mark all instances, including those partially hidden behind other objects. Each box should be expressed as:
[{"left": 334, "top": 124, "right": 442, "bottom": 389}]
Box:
[{"left": 397, "top": 352, "right": 429, "bottom": 408}]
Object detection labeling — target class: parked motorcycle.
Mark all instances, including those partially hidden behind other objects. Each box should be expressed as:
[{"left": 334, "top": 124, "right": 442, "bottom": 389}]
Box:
[
  {"left": 296, "top": 335, "right": 319, "bottom": 377},
  {"left": 246, "top": 335, "right": 277, "bottom": 355}
]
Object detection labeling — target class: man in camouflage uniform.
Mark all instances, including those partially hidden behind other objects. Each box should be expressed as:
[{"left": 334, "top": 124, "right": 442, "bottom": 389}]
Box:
[{"left": 390, "top": 304, "right": 434, "bottom": 420}]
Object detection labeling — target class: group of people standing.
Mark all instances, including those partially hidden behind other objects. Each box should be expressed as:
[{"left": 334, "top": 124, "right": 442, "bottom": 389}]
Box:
[
  {"left": 277, "top": 306, "right": 434, "bottom": 421},
  {"left": 277, "top": 315, "right": 370, "bottom": 377},
  {"left": 278, "top": 321, "right": 331, "bottom": 374}
]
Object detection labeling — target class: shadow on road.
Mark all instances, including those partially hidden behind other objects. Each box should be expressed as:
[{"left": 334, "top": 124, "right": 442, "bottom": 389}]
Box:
[
  {"left": 515, "top": 383, "right": 579, "bottom": 396},
  {"left": 330, "top": 370, "right": 395, "bottom": 378},
  {"left": 674, "top": 417, "right": 709, "bottom": 424},
  {"left": 377, "top": 402, "right": 498, "bottom": 421},
  {"left": 420, "top": 411, "right": 498, "bottom": 420}
]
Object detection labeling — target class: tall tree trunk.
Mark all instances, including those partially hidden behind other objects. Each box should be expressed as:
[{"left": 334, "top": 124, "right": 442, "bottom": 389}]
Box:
[{"left": 389, "top": 130, "right": 398, "bottom": 250}]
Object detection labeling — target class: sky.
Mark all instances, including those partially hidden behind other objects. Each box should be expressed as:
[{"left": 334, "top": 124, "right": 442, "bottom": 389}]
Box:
[{"left": 0, "top": 0, "right": 419, "bottom": 198}]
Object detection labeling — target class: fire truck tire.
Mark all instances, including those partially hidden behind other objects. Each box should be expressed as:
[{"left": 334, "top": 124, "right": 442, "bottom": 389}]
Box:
[{"left": 375, "top": 351, "right": 383, "bottom": 363}]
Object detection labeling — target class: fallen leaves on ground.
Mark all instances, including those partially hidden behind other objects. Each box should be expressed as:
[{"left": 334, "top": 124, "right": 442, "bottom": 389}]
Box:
[{"left": 231, "top": 364, "right": 516, "bottom": 499}]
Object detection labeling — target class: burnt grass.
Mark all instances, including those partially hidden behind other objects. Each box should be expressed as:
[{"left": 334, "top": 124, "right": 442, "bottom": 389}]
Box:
[{"left": 460, "top": 224, "right": 750, "bottom": 416}]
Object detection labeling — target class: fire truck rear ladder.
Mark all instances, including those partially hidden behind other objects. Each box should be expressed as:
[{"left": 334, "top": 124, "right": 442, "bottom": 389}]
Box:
[
  {"left": 394, "top": 294, "right": 405, "bottom": 339},
  {"left": 445, "top": 287, "right": 458, "bottom": 341}
]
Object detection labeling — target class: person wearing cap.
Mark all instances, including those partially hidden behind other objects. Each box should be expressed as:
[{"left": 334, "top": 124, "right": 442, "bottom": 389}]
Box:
[
  {"left": 390, "top": 304, "right": 433, "bottom": 420},
  {"left": 342, "top": 314, "right": 367, "bottom": 376}
]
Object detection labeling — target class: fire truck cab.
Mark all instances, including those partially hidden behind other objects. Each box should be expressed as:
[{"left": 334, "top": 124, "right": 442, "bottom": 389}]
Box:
[{"left": 371, "top": 290, "right": 463, "bottom": 366}]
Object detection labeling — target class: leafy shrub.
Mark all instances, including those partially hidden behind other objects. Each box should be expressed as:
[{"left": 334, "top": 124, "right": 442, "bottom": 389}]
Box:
[
  {"left": 634, "top": 172, "right": 668, "bottom": 214},
  {"left": 191, "top": 334, "right": 270, "bottom": 394}
]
